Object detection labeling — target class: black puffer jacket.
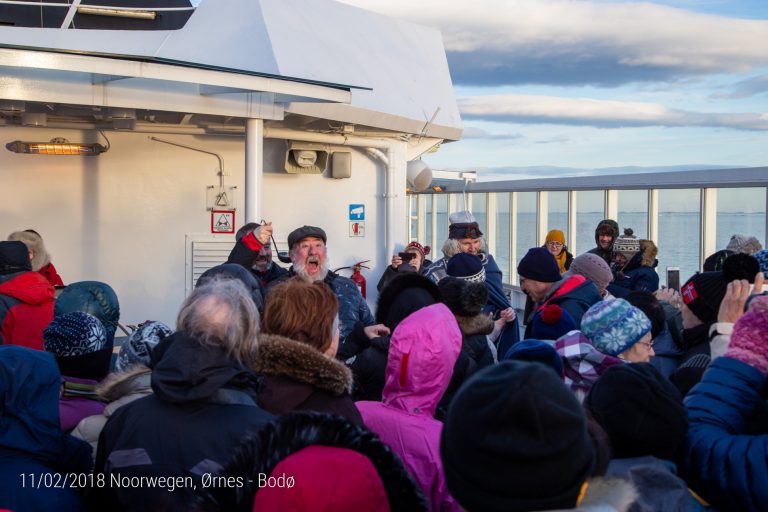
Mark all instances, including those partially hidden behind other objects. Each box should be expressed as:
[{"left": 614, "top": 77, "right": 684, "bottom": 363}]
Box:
[
  {"left": 91, "top": 332, "right": 272, "bottom": 511},
  {"left": 209, "top": 411, "right": 428, "bottom": 512}
]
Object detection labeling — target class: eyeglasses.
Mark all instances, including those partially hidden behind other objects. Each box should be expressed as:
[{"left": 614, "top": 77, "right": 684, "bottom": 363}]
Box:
[
  {"left": 638, "top": 340, "right": 655, "bottom": 350},
  {"left": 546, "top": 241, "right": 563, "bottom": 248}
]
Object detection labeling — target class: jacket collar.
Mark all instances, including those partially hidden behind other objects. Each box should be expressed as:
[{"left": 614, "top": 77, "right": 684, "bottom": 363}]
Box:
[
  {"left": 254, "top": 334, "right": 353, "bottom": 395},
  {"left": 455, "top": 313, "right": 494, "bottom": 336}
]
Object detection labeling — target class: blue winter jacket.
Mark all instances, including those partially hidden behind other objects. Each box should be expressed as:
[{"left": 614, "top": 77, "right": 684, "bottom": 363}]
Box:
[
  {"left": 683, "top": 356, "right": 768, "bottom": 512},
  {"left": 424, "top": 253, "right": 520, "bottom": 354},
  {"left": 0, "top": 346, "right": 92, "bottom": 512}
]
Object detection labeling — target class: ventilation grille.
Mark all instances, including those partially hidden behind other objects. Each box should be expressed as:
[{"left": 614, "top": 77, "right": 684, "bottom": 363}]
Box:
[{"left": 185, "top": 234, "right": 235, "bottom": 295}]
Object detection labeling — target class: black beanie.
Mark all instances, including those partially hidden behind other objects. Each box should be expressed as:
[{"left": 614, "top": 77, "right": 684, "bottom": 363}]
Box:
[
  {"left": 0, "top": 241, "right": 32, "bottom": 275},
  {"left": 438, "top": 276, "right": 487, "bottom": 317},
  {"left": 585, "top": 363, "right": 688, "bottom": 461},
  {"left": 681, "top": 253, "right": 759, "bottom": 322},
  {"left": 441, "top": 361, "right": 595, "bottom": 512},
  {"left": 517, "top": 247, "right": 561, "bottom": 283}
]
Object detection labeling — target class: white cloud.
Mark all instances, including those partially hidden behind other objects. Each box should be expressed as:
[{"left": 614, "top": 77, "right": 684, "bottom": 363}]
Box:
[
  {"left": 458, "top": 94, "right": 768, "bottom": 130},
  {"left": 339, "top": 0, "right": 768, "bottom": 85}
]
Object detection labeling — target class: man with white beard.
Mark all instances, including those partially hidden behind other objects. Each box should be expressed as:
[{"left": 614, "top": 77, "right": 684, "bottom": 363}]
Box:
[{"left": 268, "top": 225, "right": 374, "bottom": 357}]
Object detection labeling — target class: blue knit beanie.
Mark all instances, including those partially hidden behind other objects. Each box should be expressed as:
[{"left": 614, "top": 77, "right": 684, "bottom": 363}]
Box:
[
  {"left": 581, "top": 299, "right": 652, "bottom": 357},
  {"left": 517, "top": 247, "right": 561, "bottom": 283},
  {"left": 529, "top": 304, "right": 577, "bottom": 341},
  {"left": 43, "top": 311, "right": 108, "bottom": 357},
  {"left": 446, "top": 253, "right": 486, "bottom": 283},
  {"left": 503, "top": 339, "right": 564, "bottom": 377}
]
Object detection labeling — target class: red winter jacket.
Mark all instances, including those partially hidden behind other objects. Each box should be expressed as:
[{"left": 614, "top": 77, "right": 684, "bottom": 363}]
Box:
[{"left": 0, "top": 271, "right": 55, "bottom": 349}]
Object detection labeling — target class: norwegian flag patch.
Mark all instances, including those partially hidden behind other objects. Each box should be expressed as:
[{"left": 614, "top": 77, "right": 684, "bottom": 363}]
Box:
[{"left": 681, "top": 281, "right": 698, "bottom": 304}]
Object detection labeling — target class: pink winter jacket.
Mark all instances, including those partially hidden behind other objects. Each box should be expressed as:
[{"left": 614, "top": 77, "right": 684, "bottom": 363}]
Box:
[{"left": 356, "top": 303, "right": 462, "bottom": 512}]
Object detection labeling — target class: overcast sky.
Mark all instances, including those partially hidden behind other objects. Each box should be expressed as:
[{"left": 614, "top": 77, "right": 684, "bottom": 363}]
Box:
[{"left": 339, "top": 0, "right": 768, "bottom": 180}]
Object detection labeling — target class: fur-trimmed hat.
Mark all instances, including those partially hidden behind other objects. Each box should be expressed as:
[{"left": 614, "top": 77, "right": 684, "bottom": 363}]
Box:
[
  {"left": 439, "top": 276, "right": 488, "bottom": 317},
  {"left": 594, "top": 219, "right": 619, "bottom": 243},
  {"left": 725, "top": 234, "right": 762, "bottom": 255},
  {"left": 681, "top": 253, "right": 760, "bottom": 323},
  {"left": 448, "top": 211, "right": 483, "bottom": 240},
  {"left": 8, "top": 230, "right": 50, "bottom": 271}
]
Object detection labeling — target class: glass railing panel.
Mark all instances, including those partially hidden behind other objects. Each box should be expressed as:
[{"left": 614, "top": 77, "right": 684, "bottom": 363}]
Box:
[
  {"left": 618, "top": 190, "right": 649, "bottom": 239},
  {"left": 515, "top": 192, "right": 538, "bottom": 285},
  {"left": 547, "top": 191, "right": 569, "bottom": 243},
  {"left": 575, "top": 190, "right": 605, "bottom": 255},
  {"left": 424, "top": 194, "right": 433, "bottom": 249},
  {"left": 715, "top": 187, "right": 766, "bottom": 253},
  {"left": 494, "top": 192, "right": 511, "bottom": 282},
  {"left": 658, "top": 189, "right": 701, "bottom": 285}
]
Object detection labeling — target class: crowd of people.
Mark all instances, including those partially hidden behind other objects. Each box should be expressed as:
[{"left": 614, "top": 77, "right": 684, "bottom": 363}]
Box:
[{"left": 0, "top": 218, "right": 767, "bottom": 512}]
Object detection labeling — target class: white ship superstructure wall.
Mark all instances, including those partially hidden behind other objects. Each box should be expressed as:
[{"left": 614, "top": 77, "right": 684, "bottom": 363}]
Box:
[{"left": 0, "top": 126, "right": 402, "bottom": 325}]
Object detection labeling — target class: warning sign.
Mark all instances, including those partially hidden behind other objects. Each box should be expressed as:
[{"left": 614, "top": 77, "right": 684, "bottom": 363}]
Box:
[
  {"left": 349, "top": 221, "right": 365, "bottom": 237},
  {"left": 211, "top": 210, "right": 235, "bottom": 234}
]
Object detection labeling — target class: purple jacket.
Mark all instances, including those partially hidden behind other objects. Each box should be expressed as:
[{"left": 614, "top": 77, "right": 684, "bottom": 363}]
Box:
[
  {"left": 60, "top": 376, "right": 106, "bottom": 433},
  {"left": 357, "top": 303, "right": 462, "bottom": 512}
]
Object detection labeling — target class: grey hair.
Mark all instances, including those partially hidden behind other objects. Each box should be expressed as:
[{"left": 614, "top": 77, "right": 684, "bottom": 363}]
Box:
[
  {"left": 176, "top": 276, "right": 260, "bottom": 365},
  {"left": 441, "top": 237, "right": 488, "bottom": 259}
]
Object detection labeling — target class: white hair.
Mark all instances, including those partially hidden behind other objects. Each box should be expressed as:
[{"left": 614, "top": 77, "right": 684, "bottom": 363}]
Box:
[{"left": 441, "top": 237, "right": 488, "bottom": 259}]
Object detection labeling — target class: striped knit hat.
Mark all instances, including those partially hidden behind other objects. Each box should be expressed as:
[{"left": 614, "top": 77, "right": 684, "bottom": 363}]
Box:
[{"left": 581, "top": 299, "right": 651, "bottom": 357}]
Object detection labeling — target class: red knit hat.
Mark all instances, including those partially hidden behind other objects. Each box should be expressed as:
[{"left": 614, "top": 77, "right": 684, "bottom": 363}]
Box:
[
  {"left": 252, "top": 445, "right": 389, "bottom": 512},
  {"left": 405, "top": 241, "right": 430, "bottom": 258}
]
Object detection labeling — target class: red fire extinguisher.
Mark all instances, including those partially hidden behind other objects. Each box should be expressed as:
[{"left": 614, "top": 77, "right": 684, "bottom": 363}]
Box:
[{"left": 336, "top": 260, "right": 371, "bottom": 299}]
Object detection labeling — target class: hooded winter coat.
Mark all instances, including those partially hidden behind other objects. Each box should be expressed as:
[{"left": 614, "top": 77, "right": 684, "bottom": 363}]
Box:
[
  {"left": 0, "top": 270, "right": 54, "bottom": 349},
  {"left": 71, "top": 365, "right": 152, "bottom": 458},
  {"left": 0, "top": 346, "right": 91, "bottom": 512},
  {"left": 252, "top": 333, "right": 362, "bottom": 424},
  {"left": 588, "top": 219, "right": 620, "bottom": 264},
  {"left": 607, "top": 240, "right": 660, "bottom": 297},
  {"left": 683, "top": 356, "right": 768, "bottom": 512},
  {"left": 60, "top": 375, "right": 106, "bottom": 433},
  {"left": 345, "top": 273, "right": 442, "bottom": 402},
  {"left": 524, "top": 275, "right": 602, "bottom": 339},
  {"left": 91, "top": 331, "right": 272, "bottom": 511},
  {"left": 357, "top": 304, "right": 463, "bottom": 511}
]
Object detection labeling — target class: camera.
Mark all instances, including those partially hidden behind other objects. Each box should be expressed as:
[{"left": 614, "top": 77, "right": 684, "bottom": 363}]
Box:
[{"left": 398, "top": 251, "right": 416, "bottom": 262}]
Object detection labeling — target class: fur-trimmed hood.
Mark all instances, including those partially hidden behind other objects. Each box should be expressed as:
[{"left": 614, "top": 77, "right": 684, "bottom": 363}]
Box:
[
  {"left": 254, "top": 334, "right": 353, "bottom": 395},
  {"left": 639, "top": 239, "right": 658, "bottom": 267},
  {"left": 456, "top": 313, "right": 494, "bottom": 336},
  {"left": 96, "top": 364, "right": 152, "bottom": 403},
  {"left": 7, "top": 230, "right": 50, "bottom": 271}
]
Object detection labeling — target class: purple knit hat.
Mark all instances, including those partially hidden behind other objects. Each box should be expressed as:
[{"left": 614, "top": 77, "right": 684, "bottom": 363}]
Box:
[{"left": 725, "top": 297, "right": 768, "bottom": 374}]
